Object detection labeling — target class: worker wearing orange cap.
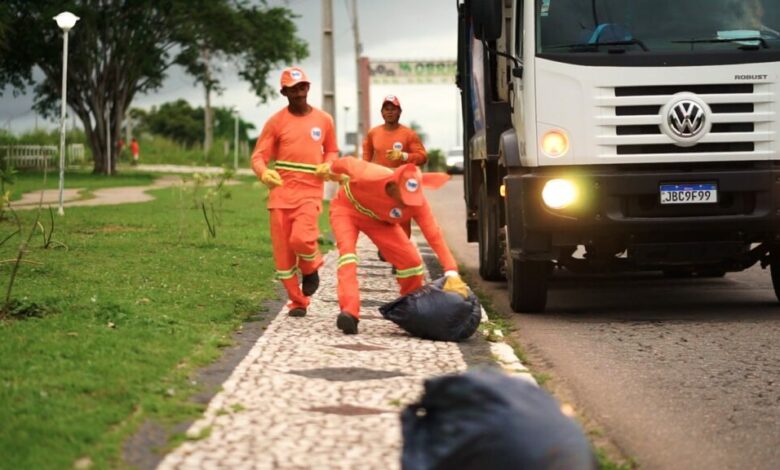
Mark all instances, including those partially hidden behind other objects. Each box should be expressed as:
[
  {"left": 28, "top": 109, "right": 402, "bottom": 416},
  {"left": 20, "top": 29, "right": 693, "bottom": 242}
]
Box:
[
  {"left": 314, "top": 157, "right": 469, "bottom": 335},
  {"left": 252, "top": 66, "right": 339, "bottom": 317},
  {"left": 362, "top": 95, "right": 427, "bottom": 238}
]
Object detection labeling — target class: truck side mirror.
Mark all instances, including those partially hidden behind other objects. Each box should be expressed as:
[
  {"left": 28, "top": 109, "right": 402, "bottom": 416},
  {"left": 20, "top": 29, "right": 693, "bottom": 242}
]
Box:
[{"left": 472, "top": 0, "right": 502, "bottom": 41}]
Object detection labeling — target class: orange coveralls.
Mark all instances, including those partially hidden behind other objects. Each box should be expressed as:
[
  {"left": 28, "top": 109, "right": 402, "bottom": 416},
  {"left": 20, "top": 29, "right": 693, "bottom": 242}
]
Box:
[
  {"left": 252, "top": 107, "right": 338, "bottom": 310},
  {"left": 362, "top": 124, "right": 428, "bottom": 237},
  {"left": 329, "top": 157, "right": 457, "bottom": 319}
]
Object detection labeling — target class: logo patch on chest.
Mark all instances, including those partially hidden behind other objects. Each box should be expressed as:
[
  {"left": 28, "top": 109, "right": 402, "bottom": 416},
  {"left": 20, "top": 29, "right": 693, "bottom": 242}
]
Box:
[
  {"left": 389, "top": 207, "right": 403, "bottom": 219},
  {"left": 311, "top": 127, "right": 322, "bottom": 141},
  {"left": 392, "top": 141, "right": 403, "bottom": 151}
]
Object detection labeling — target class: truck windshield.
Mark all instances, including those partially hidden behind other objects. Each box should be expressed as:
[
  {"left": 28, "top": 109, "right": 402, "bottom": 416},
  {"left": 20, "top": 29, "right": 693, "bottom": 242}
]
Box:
[{"left": 537, "top": 0, "right": 780, "bottom": 54}]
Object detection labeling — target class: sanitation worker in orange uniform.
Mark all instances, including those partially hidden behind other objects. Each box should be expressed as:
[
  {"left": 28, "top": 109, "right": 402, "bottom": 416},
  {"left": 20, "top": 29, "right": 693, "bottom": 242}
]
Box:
[
  {"left": 252, "top": 66, "right": 338, "bottom": 317},
  {"left": 362, "top": 95, "right": 427, "bottom": 238},
  {"left": 314, "top": 157, "right": 469, "bottom": 335}
]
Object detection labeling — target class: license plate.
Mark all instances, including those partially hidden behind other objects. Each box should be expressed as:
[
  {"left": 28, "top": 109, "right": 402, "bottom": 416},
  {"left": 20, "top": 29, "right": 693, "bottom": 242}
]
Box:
[{"left": 659, "top": 183, "right": 717, "bottom": 205}]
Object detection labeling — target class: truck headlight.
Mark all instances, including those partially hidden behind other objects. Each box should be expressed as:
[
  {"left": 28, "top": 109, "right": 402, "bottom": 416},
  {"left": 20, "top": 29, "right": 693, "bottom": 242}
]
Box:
[
  {"left": 542, "top": 179, "right": 577, "bottom": 209},
  {"left": 541, "top": 130, "right": 569, "bottom": 157}
]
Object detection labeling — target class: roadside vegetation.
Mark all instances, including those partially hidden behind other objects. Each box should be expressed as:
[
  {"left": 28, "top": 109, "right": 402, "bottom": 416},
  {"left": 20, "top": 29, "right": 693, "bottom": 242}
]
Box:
[{"left": 0, "top": 173, "right": 330, "bottom": 468}]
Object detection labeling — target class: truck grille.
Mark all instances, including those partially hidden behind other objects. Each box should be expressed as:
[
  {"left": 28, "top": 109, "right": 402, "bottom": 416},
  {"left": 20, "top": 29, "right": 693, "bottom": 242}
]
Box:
[{"left": 595, "top": 81, "right": 775, "bottom": 159}]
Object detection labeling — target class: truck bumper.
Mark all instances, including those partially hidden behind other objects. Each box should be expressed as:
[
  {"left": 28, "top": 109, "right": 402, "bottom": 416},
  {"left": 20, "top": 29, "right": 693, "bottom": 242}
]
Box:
[{"left": 504, "top": 164, "right": 780, "bottom": 265}]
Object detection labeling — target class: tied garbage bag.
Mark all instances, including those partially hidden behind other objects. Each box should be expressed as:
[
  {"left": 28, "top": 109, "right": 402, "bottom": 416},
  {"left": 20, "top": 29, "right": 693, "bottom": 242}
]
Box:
[
  {"left": 401, "top": 369, "right": 597, "bottom": 470},
  {"left": 379, "top": 276, "right": 481, "bottom": 342}
]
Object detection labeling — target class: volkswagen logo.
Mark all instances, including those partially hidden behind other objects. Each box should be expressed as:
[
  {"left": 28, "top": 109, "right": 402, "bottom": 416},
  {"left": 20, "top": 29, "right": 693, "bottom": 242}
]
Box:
[{"left": 668, "top": 100, "right": 705, "bottom": 137}]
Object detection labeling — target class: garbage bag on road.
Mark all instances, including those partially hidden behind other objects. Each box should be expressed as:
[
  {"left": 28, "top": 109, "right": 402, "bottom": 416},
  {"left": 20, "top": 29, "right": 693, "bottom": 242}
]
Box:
[
  {"left": 379, "top": 276, "right": 481, "bottom": 342},
  {"left": 401, "top": 369, "right": 597, "bottom": 470}
]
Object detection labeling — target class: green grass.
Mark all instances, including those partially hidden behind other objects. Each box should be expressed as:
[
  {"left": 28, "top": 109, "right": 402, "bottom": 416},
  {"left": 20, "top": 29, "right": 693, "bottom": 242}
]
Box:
[
  {"left": 4, "top": 170, "right": 156, "bottom": 201},
  {"left": 0, "top": 173, "right": 331, "bottom": 468}
]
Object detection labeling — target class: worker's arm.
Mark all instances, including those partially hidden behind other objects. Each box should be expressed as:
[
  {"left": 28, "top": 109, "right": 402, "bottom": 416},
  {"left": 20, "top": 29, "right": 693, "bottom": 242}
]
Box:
[
  {"left": 413, "top": 200, "right": 458, "bottom": 272},
  {"left": 251, "top": 119, "right": 278, "bottom": 179},
  {"left": 322, "top": 114, "right": 339, "bottom": 162},
  {"left": 331, "top": 155, "right": 368, "bottom": 179},
  {"left": 405, "top": 130, "right": 428, "bottom": 166}
]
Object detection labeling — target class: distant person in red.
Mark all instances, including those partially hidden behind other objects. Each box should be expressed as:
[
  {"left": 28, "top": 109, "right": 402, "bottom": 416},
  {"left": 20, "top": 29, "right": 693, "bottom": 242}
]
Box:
[
  {"left": 363, "top": 94, "right": 428, "bottom": 265},
  {"left": 130, "top": 138, "right": 140, "bottom": 165},
  {"left": 252, "top": 66, "right": 339, "bottom": 317}
]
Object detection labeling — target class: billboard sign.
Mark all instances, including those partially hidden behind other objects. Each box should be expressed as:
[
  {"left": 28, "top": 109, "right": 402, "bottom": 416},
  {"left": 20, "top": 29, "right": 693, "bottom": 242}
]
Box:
[{"left": 369, "top": 60, "right": 456, "bottom": 85}]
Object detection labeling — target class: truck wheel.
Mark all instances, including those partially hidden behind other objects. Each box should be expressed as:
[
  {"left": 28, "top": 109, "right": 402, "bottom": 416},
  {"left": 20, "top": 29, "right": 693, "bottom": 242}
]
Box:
[
  {"left": 506, "top": 256, "right": 550, "bottom": 313},
  {"left": 478, "top": 186, "right": 505, "bottom": 281},
  {"left": 770, "top": 248, "right": 780, "bottom": 302}
]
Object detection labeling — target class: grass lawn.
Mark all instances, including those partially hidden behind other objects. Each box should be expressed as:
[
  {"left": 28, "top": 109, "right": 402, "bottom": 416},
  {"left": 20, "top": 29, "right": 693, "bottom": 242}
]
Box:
[
  {"left": 0, "top": 172, "right": 331, "bottom": 468},
  {"left": 4, "top": 169, "right": 157, "bottom": 201}
]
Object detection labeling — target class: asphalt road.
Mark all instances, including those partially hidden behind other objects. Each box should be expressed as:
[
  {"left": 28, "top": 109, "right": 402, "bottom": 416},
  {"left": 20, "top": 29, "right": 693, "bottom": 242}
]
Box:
[{"left": 427, "top": 175, "right": 780, "bottom": 470}]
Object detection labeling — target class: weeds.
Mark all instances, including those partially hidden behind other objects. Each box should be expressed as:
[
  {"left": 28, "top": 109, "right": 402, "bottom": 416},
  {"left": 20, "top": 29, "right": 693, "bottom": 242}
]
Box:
[{"left": 179, "top": 169, "right": 235, "bottom": 239}]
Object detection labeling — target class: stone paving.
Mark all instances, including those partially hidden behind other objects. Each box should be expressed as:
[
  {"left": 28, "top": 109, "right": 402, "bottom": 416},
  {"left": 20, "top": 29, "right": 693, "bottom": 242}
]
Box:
[{"left": 156, "top": 233, "right": 534, "bottom": 469}]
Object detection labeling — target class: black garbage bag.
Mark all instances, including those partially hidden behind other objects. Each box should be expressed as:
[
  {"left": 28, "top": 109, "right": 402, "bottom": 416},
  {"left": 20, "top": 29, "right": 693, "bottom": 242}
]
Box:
[
  {"left": 379, "top": 276, "right": 481, "bottom": 342},
  {"left": 402, "top": 369, "right": 597, "bottom": 470}
]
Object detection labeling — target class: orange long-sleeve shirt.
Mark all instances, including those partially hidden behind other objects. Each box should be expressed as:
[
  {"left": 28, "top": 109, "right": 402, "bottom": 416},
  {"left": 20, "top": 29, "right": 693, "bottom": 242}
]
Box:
[
  {"left": 252, "top": 106, "right": 339, "bottom": 209},
  {"left": 330, "top": 157, "right": 457, "bottom": 272},
  {"left": 362, "top": 124, "right": 427, "bottom": 168}
]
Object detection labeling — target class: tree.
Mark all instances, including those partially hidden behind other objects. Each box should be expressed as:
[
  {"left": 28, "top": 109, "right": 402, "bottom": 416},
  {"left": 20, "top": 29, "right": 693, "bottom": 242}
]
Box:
[
  {"left": 0, "top": 1, "right": 307, "bottom": 174},
  {"left": 130, "top": 100, "right": 255, "bottom": 148}
]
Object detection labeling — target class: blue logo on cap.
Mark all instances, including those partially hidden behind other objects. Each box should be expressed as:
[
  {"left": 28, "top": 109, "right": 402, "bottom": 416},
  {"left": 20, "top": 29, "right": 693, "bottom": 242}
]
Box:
[
  {"left": 291, "top": 70, "right": 302, "bottom": 80},
  {"left": 390, "top": 207, "right": 403, "bottom": 218},
  {"left": 405, "top": 178, "right": 419, "bottom": 192}
]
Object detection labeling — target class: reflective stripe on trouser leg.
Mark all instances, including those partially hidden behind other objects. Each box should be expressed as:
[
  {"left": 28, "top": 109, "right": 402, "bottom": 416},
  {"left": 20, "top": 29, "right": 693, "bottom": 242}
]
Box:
[
  {"left": 330, "top": 208, "right": 362, "bottom": 318},
  {"left": 269, "top": 208, "right": 308, "bottom": 310},
  {"left": 336, "top": 253, "right": 360, "bottom": 316},
  {"left": 289, "top": 202, "right": 323, "bottom": 275},
  {"left": 367, "top": 220, "right": 425, "bottom": 296}
]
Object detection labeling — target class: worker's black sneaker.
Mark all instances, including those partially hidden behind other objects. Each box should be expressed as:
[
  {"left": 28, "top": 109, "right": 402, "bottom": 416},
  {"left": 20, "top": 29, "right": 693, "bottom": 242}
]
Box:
[
  {"left": 337, "top": 311, "right": 359, "bottom": 335},
  {"left": 288, "top": 307, "right": 307, "bottom": 317},
  {"left": 301, "top": 270, "right": 320, "bottom": 297}
]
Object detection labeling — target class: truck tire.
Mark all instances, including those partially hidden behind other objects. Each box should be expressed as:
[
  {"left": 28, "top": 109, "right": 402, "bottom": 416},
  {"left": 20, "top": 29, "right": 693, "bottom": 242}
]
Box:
[
  {"left": 506, "top": 256, "right": 550, "bottom": 313},
  {"left": 770, "top": 248, "right": 780, "bottom": 303},
  {"left": 478, "top": 185, "right": 505, "bottom": 281}
]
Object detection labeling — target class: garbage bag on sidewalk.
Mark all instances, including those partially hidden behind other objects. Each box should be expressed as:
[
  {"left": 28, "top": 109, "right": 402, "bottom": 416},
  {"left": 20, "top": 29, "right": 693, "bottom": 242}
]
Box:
[
  {"left": 379, "top": 276, "right": 481, "bottom": 342},
  {"left": 401, "top": 369, "right": 597, "bottom": 470}
]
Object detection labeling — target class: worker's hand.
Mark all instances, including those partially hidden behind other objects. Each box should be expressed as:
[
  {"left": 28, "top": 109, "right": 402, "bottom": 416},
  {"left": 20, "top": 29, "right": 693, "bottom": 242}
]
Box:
[
  {"left": 386, "top": 149, "right": 408, "bottom": 162},
  {"left": 315, "top": 163, "right": 343, "bottom": 182},
  {"left": 260, "top": 169, "right": 283, "bottom": 189},
  {"left": 442, "top": 272, "right": 469, "bottom": 299}
]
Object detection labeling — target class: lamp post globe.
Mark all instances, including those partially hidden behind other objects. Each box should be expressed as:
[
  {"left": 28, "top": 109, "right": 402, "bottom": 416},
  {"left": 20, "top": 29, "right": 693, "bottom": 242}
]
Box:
[
  {"left": 54, "top": 12, "right": 79, "bottom": 31},
  {"left": 53, "top": 11, "right": 79, "bottom": 215}
]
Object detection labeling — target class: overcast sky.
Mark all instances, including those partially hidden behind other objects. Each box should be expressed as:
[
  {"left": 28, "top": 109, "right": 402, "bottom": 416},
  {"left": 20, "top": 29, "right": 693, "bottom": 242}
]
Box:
[{"left": 0, "top": 0, "right": 460, "bottom": 152}]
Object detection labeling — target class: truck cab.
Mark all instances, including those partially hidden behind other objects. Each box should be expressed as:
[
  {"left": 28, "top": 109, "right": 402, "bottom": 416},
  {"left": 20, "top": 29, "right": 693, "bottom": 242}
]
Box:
[{"left": 457, "top": 0, "right": 780, "bottom": 312}]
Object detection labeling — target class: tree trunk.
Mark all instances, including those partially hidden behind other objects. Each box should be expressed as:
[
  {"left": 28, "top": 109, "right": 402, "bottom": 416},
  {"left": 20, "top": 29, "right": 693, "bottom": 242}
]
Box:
[{"left": 202, "top": 49, "right": 213, "bottom": 157}]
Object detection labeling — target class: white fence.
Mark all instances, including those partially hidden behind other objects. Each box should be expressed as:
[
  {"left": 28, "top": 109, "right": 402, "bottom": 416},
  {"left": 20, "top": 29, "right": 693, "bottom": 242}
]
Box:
[{"left": 0, "top": 143, "right": 86, "bottom": 168}]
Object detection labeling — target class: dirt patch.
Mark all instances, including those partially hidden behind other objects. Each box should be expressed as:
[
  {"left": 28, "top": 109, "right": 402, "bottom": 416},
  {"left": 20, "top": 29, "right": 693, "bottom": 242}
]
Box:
[{"left": 84, "top": 225, "right": 147, "bottom": 234}]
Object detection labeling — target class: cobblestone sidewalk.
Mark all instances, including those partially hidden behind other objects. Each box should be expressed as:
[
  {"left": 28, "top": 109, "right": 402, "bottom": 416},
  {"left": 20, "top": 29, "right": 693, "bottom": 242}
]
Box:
[{"left": 157, "top": 234, "right": 533, "bottom": 469}]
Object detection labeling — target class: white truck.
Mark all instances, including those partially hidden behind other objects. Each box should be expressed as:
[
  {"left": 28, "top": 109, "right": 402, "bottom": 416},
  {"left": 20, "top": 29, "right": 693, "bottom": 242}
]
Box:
[{"left": 456, "top": 0, "right": 780, "bottom": 312}]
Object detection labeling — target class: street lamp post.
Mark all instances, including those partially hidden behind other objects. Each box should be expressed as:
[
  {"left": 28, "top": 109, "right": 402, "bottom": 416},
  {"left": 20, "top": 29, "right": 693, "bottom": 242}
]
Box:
[
  {"left": 54, "top": 11, "right": 79, "bottom": 216},
  {"left": 233, "top": 109, "right": 239, "bottom": 171}
]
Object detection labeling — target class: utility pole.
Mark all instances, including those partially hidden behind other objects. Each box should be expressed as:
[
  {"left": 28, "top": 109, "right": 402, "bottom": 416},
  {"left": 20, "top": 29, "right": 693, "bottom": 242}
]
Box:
[
  {"left": 322, "top": 0, "right": 338, "bottom": 200},
  {"left": 321, "top": 0, "right": 336, "bottom": 119},
  {"left": 350, "top": 0, "right": 363, "bottom": 158}
]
